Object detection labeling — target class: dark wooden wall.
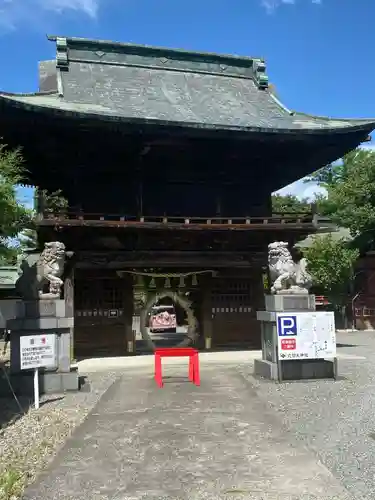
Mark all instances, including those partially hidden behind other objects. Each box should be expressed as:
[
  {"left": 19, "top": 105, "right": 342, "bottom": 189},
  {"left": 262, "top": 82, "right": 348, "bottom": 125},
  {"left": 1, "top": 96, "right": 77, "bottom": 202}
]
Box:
[{"left": 73, "top": 266, "right": 264, "bottom": 357}]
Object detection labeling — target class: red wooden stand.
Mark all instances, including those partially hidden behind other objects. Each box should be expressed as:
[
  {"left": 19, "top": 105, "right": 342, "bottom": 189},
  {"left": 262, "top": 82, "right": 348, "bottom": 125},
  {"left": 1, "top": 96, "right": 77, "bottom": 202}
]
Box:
[{"left": 154, "top": 347, "right": 200, "bottom": 388}]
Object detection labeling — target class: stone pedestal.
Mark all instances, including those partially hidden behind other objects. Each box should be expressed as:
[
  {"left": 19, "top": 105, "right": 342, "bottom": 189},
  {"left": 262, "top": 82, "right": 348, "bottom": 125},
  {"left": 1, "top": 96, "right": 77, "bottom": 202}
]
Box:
[
  {"left": 254, "top": 294, "right": 337, "bottom": 382},
  {"left": 264, "top": 294, "right": 315, "bottom": 312},
  {"left": 0, "top": 299, "right": 79, "bottom": 395}
]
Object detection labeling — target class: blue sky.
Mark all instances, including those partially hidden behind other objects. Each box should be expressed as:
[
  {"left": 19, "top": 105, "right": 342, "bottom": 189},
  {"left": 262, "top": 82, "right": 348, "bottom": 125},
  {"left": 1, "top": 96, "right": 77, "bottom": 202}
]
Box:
[{"left": 1, "top": 0, "right": 375, "bottom": 208}]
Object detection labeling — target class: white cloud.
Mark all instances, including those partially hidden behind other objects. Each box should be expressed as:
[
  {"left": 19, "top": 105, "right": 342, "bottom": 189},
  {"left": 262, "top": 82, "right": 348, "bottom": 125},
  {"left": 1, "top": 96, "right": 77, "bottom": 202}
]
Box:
[
  {"left": 274, "top": 178, "right": 327, "bottom": 200},
  {"left": 38, "top": 0, "right": 98, "bottom": 17},
  {"left": 0, "top": 0, "right": 98, "bottom": 31},
  {"left": 261, "top": 0, "right": 321, "bottom": 13}
]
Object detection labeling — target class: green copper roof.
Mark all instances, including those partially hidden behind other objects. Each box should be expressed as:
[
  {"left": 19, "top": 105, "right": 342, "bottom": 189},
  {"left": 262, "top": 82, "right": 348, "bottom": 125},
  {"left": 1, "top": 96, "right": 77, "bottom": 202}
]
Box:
[{"left": 0, "top": 36, "right": 374, "bottom": 136}]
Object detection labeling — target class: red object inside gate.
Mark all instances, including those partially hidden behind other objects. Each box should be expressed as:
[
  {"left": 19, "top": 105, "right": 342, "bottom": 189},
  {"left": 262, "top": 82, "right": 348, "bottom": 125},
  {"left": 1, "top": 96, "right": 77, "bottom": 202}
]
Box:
[{"left": 154, "top": 347, "right": 200, "bottom": 388}]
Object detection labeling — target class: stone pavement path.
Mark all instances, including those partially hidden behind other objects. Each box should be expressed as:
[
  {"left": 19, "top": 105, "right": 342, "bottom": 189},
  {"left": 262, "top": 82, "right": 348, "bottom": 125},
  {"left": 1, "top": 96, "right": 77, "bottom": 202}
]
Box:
[{"left": 23, "top": 365, "right": 352, "bottom": 500}]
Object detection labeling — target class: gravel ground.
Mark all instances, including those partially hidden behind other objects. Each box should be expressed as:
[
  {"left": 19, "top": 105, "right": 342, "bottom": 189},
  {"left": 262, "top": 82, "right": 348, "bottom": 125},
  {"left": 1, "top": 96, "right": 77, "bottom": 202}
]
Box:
[
  {"left": 0, "top": 371, "right": 119, "bottom": 500},
  {"left": 2, "top": 330, "right": 375, "bottom": 499},
  {"left": 239, "top": 330, "right": 375, "bottom": 500}
]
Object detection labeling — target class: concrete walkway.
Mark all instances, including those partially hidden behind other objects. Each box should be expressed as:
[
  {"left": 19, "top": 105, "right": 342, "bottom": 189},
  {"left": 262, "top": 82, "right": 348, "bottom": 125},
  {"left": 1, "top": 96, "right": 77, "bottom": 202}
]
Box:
[{"left": 24, "top": 365, "right": 351, "bottom": 500}]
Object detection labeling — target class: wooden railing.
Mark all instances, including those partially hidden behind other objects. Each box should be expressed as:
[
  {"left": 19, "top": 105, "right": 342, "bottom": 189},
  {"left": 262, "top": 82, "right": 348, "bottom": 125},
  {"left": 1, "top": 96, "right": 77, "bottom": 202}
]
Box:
[{"left": 38, "top": 211, "right": 318, "bottom": 228}]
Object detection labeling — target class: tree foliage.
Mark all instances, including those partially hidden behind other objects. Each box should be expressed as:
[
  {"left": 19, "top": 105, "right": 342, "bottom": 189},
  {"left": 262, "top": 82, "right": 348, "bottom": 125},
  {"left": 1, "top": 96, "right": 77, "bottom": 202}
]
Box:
[
  {"left": 304, "top": 160, "right": 346, "bottom": 188},
  {"left": 324, "top": 150, "right": 375, "bottom": 236},
  {"left": 306, "top": 150, "right": 375, "bottom": 250},
  {"left": 37, "top": 188, "right": 68, "bottom": 214},
  {"left": 271, "top": 194, "right": 311, "bottom": 214},
  {"left": 273, "top": 149, "right": 375, "bottom": 310},
  {"left": 0, "top": 144, "right": 33, "bottom": 263},
  {"left": 304, "top": 234, "right": 359, "bottom": 305}
]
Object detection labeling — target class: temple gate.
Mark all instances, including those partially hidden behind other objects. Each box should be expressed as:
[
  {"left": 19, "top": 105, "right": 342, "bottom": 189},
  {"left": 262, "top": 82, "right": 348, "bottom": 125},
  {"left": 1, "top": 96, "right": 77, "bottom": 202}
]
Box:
[{"left": 1, "top": 35, "right": 374, "bottom": 358}]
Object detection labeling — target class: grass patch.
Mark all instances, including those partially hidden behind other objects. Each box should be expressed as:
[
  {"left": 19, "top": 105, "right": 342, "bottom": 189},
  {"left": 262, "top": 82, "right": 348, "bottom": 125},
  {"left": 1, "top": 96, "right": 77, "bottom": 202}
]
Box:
[{"left": 0, "top": 469, "right": 24, "bottom": 500}]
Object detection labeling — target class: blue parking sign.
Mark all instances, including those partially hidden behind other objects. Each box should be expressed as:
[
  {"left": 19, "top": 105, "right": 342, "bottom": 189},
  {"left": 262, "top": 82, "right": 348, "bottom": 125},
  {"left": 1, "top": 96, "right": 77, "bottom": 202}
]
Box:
[{"left": 277, "top": 315, "right": 297, "bottom": 336}]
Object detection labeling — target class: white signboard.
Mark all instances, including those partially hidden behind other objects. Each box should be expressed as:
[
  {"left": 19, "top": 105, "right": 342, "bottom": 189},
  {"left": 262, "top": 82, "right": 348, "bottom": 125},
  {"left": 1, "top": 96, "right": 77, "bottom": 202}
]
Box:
[
  {"left": 277, "top": 311, "right": 336, "bottom": 360},
  {"left": 20, "top": 334, "right": 57, "bottom": 370}
]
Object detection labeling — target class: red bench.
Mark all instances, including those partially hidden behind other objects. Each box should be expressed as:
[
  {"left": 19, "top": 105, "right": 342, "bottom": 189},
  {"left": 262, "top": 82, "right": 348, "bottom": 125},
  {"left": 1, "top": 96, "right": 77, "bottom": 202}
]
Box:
[{"left": 154, "top": 347, "right": 200, "bottom": 388}]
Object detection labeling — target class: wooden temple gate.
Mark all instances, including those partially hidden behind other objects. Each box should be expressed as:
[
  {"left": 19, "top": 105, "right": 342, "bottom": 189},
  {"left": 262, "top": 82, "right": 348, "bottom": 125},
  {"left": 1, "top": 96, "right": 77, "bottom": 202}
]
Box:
[
  {"left": 2, "top": 35, "right": 374, "bottom": 358},
  {"left": 72, "top": 265, "right": 264, "bottom": 358}
]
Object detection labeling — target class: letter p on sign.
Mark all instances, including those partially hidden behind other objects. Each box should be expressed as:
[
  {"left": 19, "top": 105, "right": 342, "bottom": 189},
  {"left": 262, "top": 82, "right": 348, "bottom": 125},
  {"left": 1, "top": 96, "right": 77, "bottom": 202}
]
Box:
[{"left": 277, "top": 315, "right": 297, "bottom": 336}]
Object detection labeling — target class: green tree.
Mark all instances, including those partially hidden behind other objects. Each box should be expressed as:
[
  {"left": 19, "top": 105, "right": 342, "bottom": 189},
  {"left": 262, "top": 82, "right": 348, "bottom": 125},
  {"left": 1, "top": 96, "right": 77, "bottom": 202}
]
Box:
[
  {"left": 0, "top": 144, "right": 33, "bottom": 263},
  {"left": 271, "top": 194, "right": 311, "bottom": 214},
  {"left": 304, "top": 150, "right": 375, "bottom": 233},
  {"left": 322, "top": 150, "right": 375, "bottom": 237},
  {"left": 304, "top": 234, "right": 359, "bottom": 312},
  {"left": 304, "top": 161, "right": 345, "bottom": 188}
]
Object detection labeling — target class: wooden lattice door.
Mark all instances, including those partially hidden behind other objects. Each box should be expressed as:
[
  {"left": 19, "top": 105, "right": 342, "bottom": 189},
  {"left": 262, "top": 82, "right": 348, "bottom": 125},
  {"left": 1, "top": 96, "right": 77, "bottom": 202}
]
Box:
[
  {"left": 211, "top": 274, "right": 262, "bottom": 347},
  {"left": 74, "top": 273, "right": 128, "bottom": 357}
]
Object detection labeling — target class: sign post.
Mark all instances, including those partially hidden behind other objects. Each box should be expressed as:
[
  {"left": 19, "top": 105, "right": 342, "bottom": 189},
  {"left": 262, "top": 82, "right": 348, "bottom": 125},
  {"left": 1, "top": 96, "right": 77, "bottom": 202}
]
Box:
[
  {"left": 20, "top": 334, "right": 57, "bottom": 409},
  {"left": 34, "top": 368, "right": 40, "bottom": 409}
]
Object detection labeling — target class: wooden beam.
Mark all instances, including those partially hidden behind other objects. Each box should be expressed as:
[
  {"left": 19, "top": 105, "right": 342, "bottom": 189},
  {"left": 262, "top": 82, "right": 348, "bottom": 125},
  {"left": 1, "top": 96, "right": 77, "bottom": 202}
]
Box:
[{"left": 75, "top": 251, "right": 266, "bottom": 269}]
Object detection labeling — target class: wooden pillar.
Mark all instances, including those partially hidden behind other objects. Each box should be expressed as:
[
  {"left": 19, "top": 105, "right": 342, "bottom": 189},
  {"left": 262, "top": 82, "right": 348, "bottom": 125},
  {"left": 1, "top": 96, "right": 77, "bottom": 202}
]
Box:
[
  {"left": 202, "top": 275, "right": 213, "bottom": 350},
  {"left": 64, "top": 267, "right": 75, "bottom": 363},
  {"left": 123, "top": 275, "right": 135, "bottom": 354}
]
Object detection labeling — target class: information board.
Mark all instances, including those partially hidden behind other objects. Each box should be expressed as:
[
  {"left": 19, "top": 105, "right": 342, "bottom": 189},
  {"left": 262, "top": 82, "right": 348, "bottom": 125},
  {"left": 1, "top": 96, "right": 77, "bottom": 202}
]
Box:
[
  {"left": 20, "top": 334, "right": 57, "bottom": 370},
  {"left": 276, "top": 311, "right": 336, "bottom": 360}
]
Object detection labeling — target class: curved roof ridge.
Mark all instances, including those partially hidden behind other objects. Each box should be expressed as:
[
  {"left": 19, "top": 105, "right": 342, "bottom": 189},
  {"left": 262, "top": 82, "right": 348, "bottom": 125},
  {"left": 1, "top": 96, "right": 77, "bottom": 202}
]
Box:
[
  {"left": 47, "top": 35, "right": 262, "bottom": 65},
  {"left": 268, "top": 92, "right": 293, "bottom": 115}
]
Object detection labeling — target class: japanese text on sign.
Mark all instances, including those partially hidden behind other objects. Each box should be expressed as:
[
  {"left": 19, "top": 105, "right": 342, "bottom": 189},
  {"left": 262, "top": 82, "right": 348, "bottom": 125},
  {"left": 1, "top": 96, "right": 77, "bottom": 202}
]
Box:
[
  {"left": 20, "top": 334, "right": 57, "bottom": 370},
  {"left": 276, "top": 312, "right": 336, "bottom": 361}
]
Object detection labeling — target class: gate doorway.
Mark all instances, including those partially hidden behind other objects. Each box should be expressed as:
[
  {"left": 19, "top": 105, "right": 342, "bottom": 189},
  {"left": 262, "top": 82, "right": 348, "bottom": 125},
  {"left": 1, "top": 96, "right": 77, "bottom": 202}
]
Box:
[{"left": 138, "top": 290, "right": 199, "bottom": 351}]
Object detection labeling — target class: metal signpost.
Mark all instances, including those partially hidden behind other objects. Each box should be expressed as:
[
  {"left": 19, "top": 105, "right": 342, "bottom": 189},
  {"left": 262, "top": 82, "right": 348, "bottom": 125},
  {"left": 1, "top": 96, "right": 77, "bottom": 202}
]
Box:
[
  {"left": 276, "top": 311, "right": 336, "bottom": 382},
  {"left": 20, "top": 334, "right": 57, "bottom": 409}
]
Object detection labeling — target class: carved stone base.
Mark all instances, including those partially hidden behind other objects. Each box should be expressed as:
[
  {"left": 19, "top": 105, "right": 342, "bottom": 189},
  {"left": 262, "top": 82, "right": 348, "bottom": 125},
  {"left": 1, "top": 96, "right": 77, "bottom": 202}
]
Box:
[
  {"left": 7, "top": 299, "right": 73, "bottom": 330},
  {"left": 254, "top": 358, "right": 337, "bottom": 381},
  {"left": 274, "top": 286, "right": 309, "bottom": 295},
  {"left": 0, "top": 299, "right": 76, "bottom": 393},
  {"left": 265, "top": 294, "right": 316, "bottom": 312},
  {"left": 0, "top": 368, "right": 80, "bottom": 396},
  {"left": 254, "top": 358, "right": 279, "bottom": 380}
]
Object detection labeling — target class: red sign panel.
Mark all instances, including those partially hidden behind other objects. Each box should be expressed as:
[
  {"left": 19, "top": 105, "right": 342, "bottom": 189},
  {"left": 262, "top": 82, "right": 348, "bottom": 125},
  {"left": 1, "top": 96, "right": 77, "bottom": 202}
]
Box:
[
  {"left": 150, "top": 311, "right": 177, "bottom": 330},
  {"left": 281, "top": 338, "right": 296, "bottom": 350}
]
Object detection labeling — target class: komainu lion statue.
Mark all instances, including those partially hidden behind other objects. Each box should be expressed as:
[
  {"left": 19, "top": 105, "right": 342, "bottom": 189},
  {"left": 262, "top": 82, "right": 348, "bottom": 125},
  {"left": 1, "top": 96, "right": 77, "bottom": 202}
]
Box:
[
  {"left": 268, "top": 241, "right": 312, "bottom": 295},
  {"left": 16, "top": 241, "right": 68, "bottom": 300}
]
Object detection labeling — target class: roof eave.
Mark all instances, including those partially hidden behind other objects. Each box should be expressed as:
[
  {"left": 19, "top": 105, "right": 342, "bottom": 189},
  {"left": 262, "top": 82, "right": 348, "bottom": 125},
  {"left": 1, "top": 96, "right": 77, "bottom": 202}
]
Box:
[
  {"left": 292, "top": 111, "right": 375, "bottom": 129},
  {"left": 2, "top": 93, "right": 375, "bottom": 137}
]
